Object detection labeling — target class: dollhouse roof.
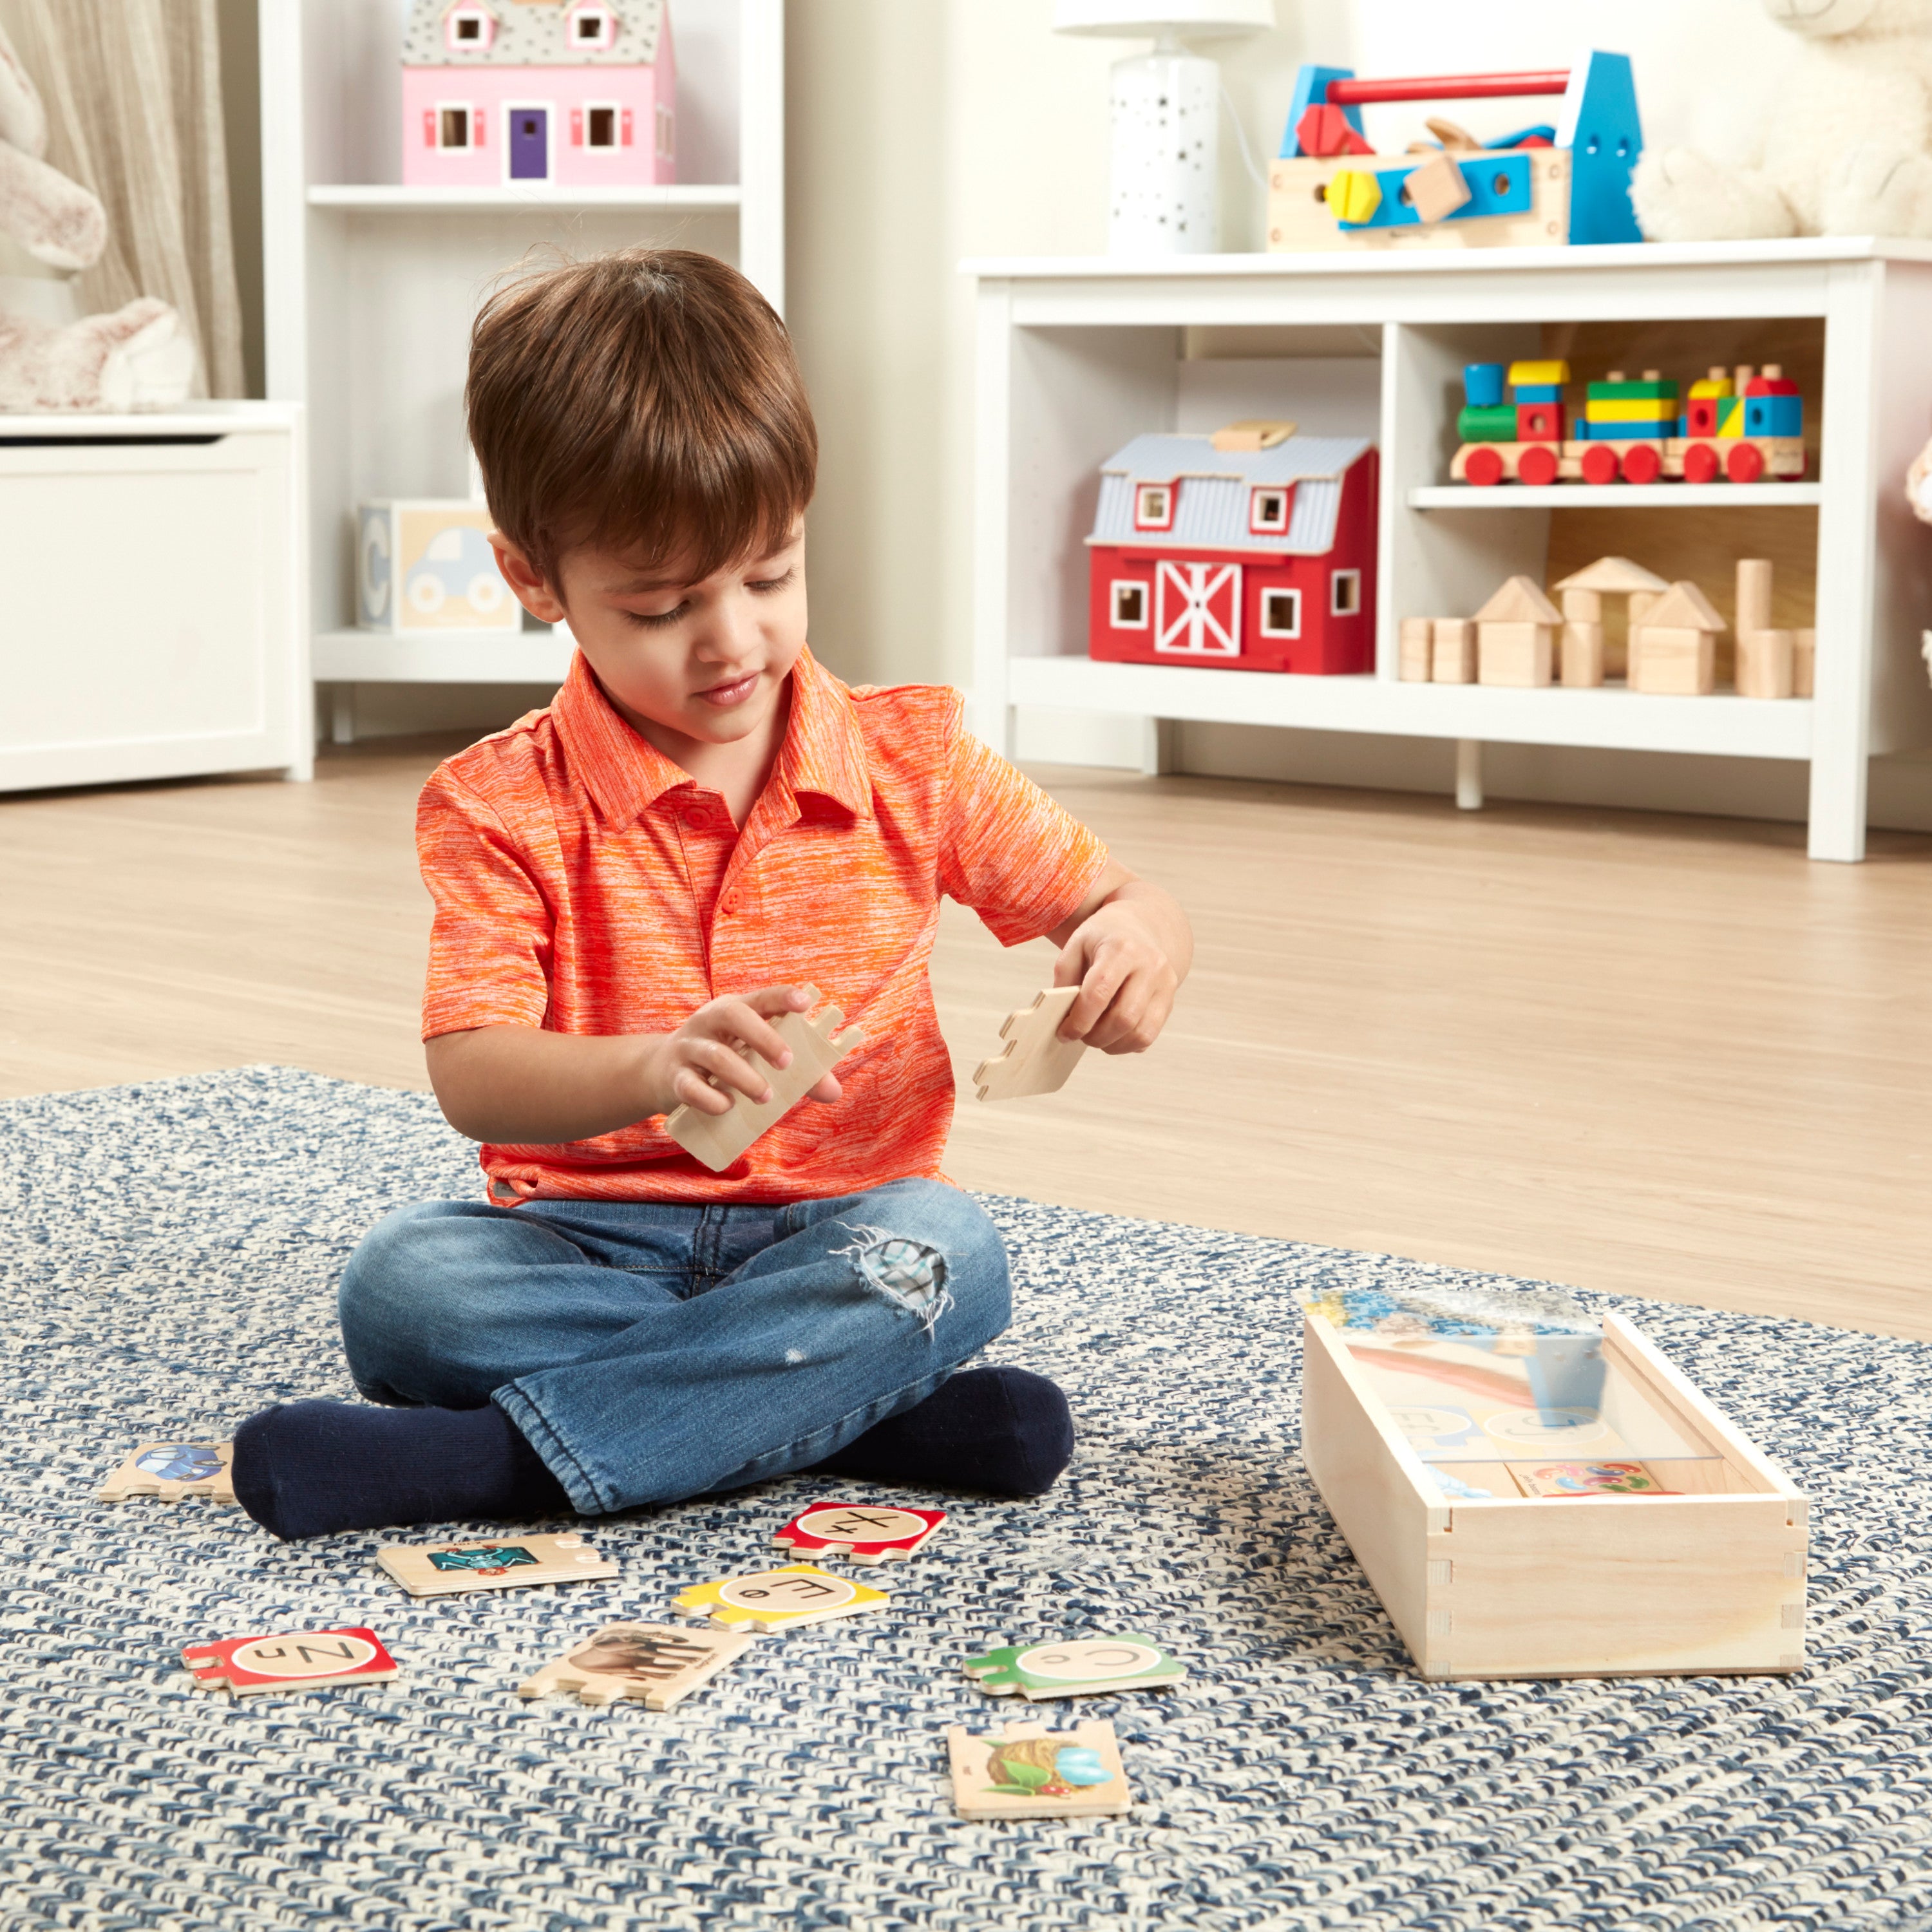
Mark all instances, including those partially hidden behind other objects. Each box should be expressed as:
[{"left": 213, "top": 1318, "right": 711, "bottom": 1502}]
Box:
[
  {"left": 404, "top": 1, "right": 664, "bottom": 66},
  {"left": 1088, "top": 431, "right": 1373, "bottom": 556}
]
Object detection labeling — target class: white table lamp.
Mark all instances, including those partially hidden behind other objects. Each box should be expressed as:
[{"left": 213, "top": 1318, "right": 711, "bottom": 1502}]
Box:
[{"left": 1054, "top": 0, "right": 1274, "bottom": 254}]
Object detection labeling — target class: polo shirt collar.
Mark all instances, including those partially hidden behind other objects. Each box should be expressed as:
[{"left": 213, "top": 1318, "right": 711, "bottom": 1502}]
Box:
[{"left": 777, "top": 645, "right": 871, "bottom": 819}]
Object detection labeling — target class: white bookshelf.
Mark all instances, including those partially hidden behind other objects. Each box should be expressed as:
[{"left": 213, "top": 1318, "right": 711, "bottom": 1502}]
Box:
[
  {"left": 969, "top": 240, "right": 1932, "bottom": 863},
  {"left": 259, "top": 0, "right": 783, "bottom": 741}
]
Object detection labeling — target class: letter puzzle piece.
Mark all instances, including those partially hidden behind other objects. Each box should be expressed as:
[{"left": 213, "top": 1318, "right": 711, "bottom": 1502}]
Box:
[
  {"left": 99, "top": 1440, "right": 236, "bottom": 1506},
  {"left": 1510, "top": 1460, "right": 1678, "bottom": 1497},
  {"left": 960, "top": 1633, "right": 1188, "bottom": 1701},
  {"left": 973, "top": 986, "right": 1086, "bottom": 1103},
  {"left": 183, "top": 1626, "right": 399, "bottom": 1699},
  {"left": 375, "top": 1531, "right": 620, "bottom": 1598},
  {"left": 517, "top": 1622, "right": 753, "bottom": 1710},
  {"left": 666, "top": 985, "right": 864, "bottom": 1173},
  {"left": 672, "top": 1562, "right": 887, "bottom": 1633},
  {"left": 947, "top": 1718, "right": 1132, "bottom": 1821},
  {"left": 773, "top": 1500, "right": 947, "bottom": 1565}
]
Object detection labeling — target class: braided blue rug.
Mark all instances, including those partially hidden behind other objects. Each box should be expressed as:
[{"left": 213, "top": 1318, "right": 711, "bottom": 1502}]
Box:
[{"left": 5, "top": 1067, "right": 1929, "bottom": 1932}]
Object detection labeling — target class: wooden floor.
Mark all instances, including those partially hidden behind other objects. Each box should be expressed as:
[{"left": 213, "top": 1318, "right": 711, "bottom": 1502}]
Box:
[{"left": 5, "top": 738, "right": 1931, "bottom": 1341}]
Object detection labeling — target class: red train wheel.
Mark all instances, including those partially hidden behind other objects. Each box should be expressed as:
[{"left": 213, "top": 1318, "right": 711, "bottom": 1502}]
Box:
[
  {"left": 1464, "top": 446, "right": 1504, "bottom": 487},
  {"left": 1580, "top": 444, "right": 1620, "bottom": 486},
  {"left": 1681, "top": 442, "right": 1719, "bottom": 484},
  {"left": 1621, "top": 444, "right": 1662, "bottom": 485},
  {"left": 1727, "top": 441, "right": 1765, "bottom": 483},
  {"left": 1517, "top": 446, "right": 1558, "bottom": 487}
]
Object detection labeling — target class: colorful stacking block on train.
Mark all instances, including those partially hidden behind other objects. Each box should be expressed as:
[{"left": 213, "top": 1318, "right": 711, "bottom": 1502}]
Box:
[{"left": 1578, "top": 371, "right": 1676, "bottom": 440}]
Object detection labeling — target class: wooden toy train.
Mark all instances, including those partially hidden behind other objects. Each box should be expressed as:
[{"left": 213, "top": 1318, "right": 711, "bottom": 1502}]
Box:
[{"left": 1450, "top": 359, "right": 1806, "bottom": 487}]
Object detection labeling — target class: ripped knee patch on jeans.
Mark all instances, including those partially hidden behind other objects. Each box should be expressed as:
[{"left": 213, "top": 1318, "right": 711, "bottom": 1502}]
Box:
[{"left": 829, "top": 1223, "right": 954, "bottom": 1333}]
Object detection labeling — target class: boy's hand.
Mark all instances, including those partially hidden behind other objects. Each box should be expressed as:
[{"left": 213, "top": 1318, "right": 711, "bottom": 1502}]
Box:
[
  {"left": 646, "top": 985, "right": 845, "bottom": 1118},
  {"left": 1052, "top": 897, "right": 1181, "bottom": 1054}
]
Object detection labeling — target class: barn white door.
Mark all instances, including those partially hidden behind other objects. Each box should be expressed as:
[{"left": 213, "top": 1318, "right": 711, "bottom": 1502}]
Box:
[{"left": 1153, "top": 560, "right": 1242, "bottom": 657}]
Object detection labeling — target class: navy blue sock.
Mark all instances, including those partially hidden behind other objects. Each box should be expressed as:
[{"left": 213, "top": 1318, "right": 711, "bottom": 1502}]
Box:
[
  {"left": 809, "top": 1365, "right": 1074, "bottom": 1496},
  {"left": 231, "top": 1398, "right": 571, "bottom": 1541}
]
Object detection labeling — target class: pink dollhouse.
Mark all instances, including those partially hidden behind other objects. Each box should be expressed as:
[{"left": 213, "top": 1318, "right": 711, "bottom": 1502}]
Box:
[
  {"left": 401, "top": 0, "right": 675, "bottom": 189},
  {"left": 1087, "top": 428, "right": 1378, "bottom": 675}
]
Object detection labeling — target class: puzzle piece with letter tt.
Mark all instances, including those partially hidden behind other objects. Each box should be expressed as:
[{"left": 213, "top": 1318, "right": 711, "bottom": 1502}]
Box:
[
  {"left": 672, "top": 1563, "right": 888, "bottom": 1632},
  {"left": 183, "top": 1626, "right": 399, "bottom": 1699},
  {"left": 773, "top": 1500, "right": 947, "bottom": 1564},
  {"left": 99, "top": 1441, "right": 236, "bottom": 1505},
  {"left": 960, "top": 1633, "right": 1188, "bottom": 1700},
  {"left": 517, "top": 1622, "right": 753, "bottom": 1710},
  {"left": 947, "top": 1718, "right": 1132, "bottom": 1820},
  {"left": 375, "top": 1531, "right": 619, "bottom": 1598},
  {"left": 974, "top": 986, "right": 1086, "bottom": 1103},
  {"left": 666, "top": 985, "right": 864, "bottom": 1173}
]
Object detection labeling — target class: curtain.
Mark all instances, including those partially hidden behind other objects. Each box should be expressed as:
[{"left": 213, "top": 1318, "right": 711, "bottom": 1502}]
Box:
[{"left": 4, "top": 0, "right": 243, "bottom": 397}]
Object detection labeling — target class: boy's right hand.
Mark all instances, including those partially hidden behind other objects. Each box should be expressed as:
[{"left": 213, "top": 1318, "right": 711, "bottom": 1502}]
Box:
[{"left": 645, "top": 985, "right": 845, "bottom": 1119}]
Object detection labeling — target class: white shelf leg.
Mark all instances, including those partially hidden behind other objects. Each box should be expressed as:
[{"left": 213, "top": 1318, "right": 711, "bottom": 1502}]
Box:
[
  {"left": 331, "top": 684, "right": 357, "bottom": 747},
  {"left": 1141, "top": 717, "right": 1177, "bottom": 775},
  {"left": 1454, "top": 738, "right": 1484, "bottom": 811}
]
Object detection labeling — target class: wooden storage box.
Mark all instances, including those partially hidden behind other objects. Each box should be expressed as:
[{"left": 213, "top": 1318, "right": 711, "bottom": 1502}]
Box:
[{"left": 1302, "top": 1310, "right": 1808, "bottom": 1680}]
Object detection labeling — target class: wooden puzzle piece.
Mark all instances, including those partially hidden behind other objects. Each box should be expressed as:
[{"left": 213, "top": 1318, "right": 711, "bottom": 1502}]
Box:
[
  {"left": 99, "top": 1440, "right": 236, "bottom": 1506},
  {"left": 1509, "top": 1460, "right": 1678, "bottom": 1497},
  {"left": 972, "top": 986, "right": 1086, "bottom": 1103},
  {"left": 772, "top": 1501, "right": 946, "bottom": 1564},
  {"left": 947, "top": 1718, "right": 1132, "bottom": 1821},
  {"left": 671, "top": 1562, "right": 887, "bottom": 1632},
  {"left": 517, "top": 1622, "right": 753, "bottom": 1710},
  {"left": 665, "top": 986, "right": 864, "bottom": 1173},
  {"left": 183, "top": 1625, "right": 399, "bottom": 1698},
  {"left": 375, "top": 1531, "right": 619, "bottom": 1598},
  {"left": 960, "top": 1633, "right": 1187, "bottom": 1700}
]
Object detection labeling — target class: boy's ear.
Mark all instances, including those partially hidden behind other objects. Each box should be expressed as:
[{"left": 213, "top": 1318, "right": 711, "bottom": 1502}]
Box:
[{"left": 491, "top": 535, "right": 568, "bottom": 625}]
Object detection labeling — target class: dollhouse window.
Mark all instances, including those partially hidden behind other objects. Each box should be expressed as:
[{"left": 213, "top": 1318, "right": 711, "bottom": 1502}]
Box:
[
  {"left": 1330, "top": 569, "right": 1361, "bottom": 616},
  {"left": 569, "top": 4, "right": 616, "bottom": 49},
  {"left": 1249, "top": 486, "right": 1290, "bottom": 535},
  {"left": 1259, "top": 588, "right": 1302, "bottom": 638},
  {"left": 586, "top": 105, "right": 618, "bottom": 149},
  {"left": 1133, "top": 483, "right": 1175, "bottom": 531},
  {"left": 437, "top": 105, "right": 474, "bottom": 150},
  {"left": 1110, "top": 580, "right": 1149, "bottom": 629},
  {"left": 445, "top": 6, "right": 495, "bottom": 52}
]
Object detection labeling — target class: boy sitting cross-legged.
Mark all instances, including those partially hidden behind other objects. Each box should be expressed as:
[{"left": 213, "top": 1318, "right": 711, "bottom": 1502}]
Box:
[{"left": 231, "top": 247, "right": 1191, "bottom": 1540}]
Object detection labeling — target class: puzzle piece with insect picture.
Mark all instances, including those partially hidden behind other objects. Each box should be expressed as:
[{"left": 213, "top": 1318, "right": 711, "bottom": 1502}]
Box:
[
  {"left": 973, "top": 985, "right": 1086, "bottom": 1103},
  {"left": 183, "top": 1626, "right": 399, "bottom": 1699},
  {"left": 517, "top": 1622, "right": 755, "bottom": 1710},
  {"left": 672, "top": 1562, "right": 888, "bottom": 1633},
  {"left": 946, "top": 1718, "right": 1132, "bottom": 1821},
  {"left": 375, "top": 1531, "right": 620, "bottom": 1598},
  {"left": 773, "top": 1500, "right": 947, "bottom": 1564},
  {"left": 665, "top": 985, "right": 865, "bottom": 1173},
  {"left": 960, "top": 1633, "right": 1188, "bottom": 1700},
  {"left": 99, "top": 1440, "right": 236, "bottom": 1506}
]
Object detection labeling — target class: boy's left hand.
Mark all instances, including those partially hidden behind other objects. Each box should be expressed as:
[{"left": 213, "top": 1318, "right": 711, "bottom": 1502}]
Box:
[{"left": 1052, "top": 894, "right": 1182, "bottom": 1054}]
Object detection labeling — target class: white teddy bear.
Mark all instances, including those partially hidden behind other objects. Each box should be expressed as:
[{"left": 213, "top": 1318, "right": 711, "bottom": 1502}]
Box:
[
  {"left": 1633, "top": 0, "right": 1932, "bottom": 242},
  {"left": 0, "top": 24, "right": 193, "bottom": 410}
]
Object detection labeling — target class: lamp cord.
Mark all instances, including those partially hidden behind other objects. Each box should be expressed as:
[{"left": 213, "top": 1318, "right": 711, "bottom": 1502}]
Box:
[{"left": 1222, "top": 84, "right": 1267, "bottom": 190}]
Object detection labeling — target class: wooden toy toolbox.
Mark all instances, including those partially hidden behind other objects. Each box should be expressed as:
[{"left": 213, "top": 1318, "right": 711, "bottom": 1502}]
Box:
[
  {"left": 1302, "top": 1309, "right": 1808, "bottom": 1681},
  {"left": 1267, "top": 53, "right": 1643, "bottom": 253}
]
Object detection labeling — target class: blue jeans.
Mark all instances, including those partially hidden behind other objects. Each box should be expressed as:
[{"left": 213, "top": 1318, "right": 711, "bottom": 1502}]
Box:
[{"left": 336, "top": 1178, "right": 1011, "bottom": 1515}]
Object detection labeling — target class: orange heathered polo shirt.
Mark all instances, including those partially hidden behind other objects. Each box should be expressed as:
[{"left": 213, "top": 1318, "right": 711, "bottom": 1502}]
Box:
[{"left": 417, "top": 645, "right": 1110, "bottom": 1204}]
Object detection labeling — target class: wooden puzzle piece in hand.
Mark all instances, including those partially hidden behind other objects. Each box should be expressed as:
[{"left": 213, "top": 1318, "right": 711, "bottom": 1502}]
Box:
[
  {"left": 773, "top": 1501, "right": 947, "bottom": 1564},
  {"left": 375, "top": 1531, "right": 619, "bottom": 1598},
  {"left": 99, "top": 1440, "right": 236, "bottom": 1506},
  {"left": 960, "top": 1633, "right": 1187, "bottom": 1700},
  {"left": 947, "top": 1718, "right": 1132, "bottom": 1821},
  {"left": 973, "top": 986, "right": 1086, "bottom": 1103},
  {"left": 184, "top": 1626, "right": 399, "bottom": 1698},
  {"left": 517, "top": 1622, "right": 753, "bottom": 1710},
  {"left": 671, "top": 1562, "right": 887, "bottom": 1632},
  {"left": 666, "top": 985, "right": 864, "bottom": 1173}
]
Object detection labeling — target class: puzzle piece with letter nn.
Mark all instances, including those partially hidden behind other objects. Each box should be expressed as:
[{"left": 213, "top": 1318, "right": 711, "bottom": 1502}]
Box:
[
  {"left": 99, "top": 1441, "right": 236, "bottom": 1506},
  {"left": 665, "top": 986, "right": 864, "bottom": 1173},
  {"left": 973, "top": 986, "right": 1086, "bottom": 1103},
  {"left": 947, "top": 1718, "right": 1132, "bottom": 1821},
  {"left": 375, "top": 1531, "right": 619, "bottom": 1598},
  {"left": 183, "top": 1626, "right": 399, "bottom": 1699},
  {"left": 517, "top": 1622, "right": 753, "bottom": 1710},
  {"left": 672, "top": 1562, "right": 888, "bottom": 1632},
  {"left": 960, "top": 1633, "right": 1188, "bottom": 1700},
  {"left": 773, "top": 1500, "right": 947, "bottom": 1564}
]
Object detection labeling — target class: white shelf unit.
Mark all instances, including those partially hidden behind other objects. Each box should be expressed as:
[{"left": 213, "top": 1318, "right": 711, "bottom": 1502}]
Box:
[
  {"left": 260, "top": 0, "right": 782, "bottom": 740},
  {"left": 969, "top": 240, "right": 1932, "bottom": 862}
]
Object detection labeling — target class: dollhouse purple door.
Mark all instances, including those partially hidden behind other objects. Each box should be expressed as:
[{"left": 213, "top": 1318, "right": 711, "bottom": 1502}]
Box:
[{"left": 508, "top": 108, "right": 549, "bottom": 180}]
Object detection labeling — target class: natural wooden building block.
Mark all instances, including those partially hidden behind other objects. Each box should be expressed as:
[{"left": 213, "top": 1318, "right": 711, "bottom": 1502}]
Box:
[
  {"left": 517, "top": 1622, "right": 753, "bottom": 1710},
  {"left": 1736, "top": 558, "right": 1774, "bottom": 638},
  {"left": 1479, "top": 621, "right": 1552, "bottom": 688},
  {"left": 1631, "top": 628, "right": 1717, "bottom": 696},
  {"left": 1736, "top": 628, "right": 1795, "bottom": 700},
  {"left": 947, "top": 1719, "right": 1132, "bottom": 1821},
  {"left": 1560, "top": 621, "right": 1606, "bottom": 688},
  {"left": 1794, "top": 629, "right": 1817, "bottom": 697},
  {"left": 1431, "top": 619, "right": 1476, "bottom": 684},
  {"left": 974, "top": 986, "right": 1086, "bottom": 1103},
  {"left": 1403, "top": 149, "right": 1472, "bottom": 223},
  {"left": 1560, "top": 588, "right": 1602, "bottom": 625},
  {"left": 1399, "top": 617, "right": 1433, "bottom": 682}
]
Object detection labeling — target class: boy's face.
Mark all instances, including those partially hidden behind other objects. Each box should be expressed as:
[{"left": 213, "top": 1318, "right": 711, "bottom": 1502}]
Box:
[{"left": 492, "top": 523, "right": 808, "bottom": 752}]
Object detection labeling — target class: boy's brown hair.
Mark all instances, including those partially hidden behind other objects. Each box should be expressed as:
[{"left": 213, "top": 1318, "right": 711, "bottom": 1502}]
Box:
[{"left": 467, "top": 247, "right": 816, "bottom": 591}]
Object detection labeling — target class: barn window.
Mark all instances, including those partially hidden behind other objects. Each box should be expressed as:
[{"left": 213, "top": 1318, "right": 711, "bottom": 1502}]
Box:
[
  {"left": 587, "top": 104, "right": 618, "bottom": 148},
  {"left": 1110, "top": 580, "right": 1149, "bottom": 629},
  {"left": 438, "top": 105, "right": 473, "bottom": 150},
  {"left": 1330, "top": 569, "right": 1361, "bottom": 616},
  {"left": 1133, "top": 482, "right": 1175, "bottom": 531},
  {"left": 1260, "top": 588, "right": 1302, "bottom": 638},
  {"left": 1249, "top": 486, "right": 1290, "bottom": 535}
]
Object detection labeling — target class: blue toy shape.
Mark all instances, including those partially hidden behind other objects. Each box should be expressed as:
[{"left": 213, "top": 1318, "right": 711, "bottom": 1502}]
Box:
[
  {"left": 1555, "top": 50, "right": 1643, "bottom": 245},
  {"left": 1463, "top": 363, "right": 1506, "bottom": 408}
]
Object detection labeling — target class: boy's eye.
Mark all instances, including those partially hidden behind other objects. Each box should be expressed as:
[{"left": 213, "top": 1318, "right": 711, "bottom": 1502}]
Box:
[
  {"left": 747, "top": 568, "right": 797, "bottom": 594},
  {"left": 625, "top": 603, "right": 688, "bottom": 629}
]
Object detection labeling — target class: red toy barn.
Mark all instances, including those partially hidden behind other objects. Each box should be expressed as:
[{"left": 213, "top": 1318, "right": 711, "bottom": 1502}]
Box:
[{"left": 1086, "top": 429, "right": 1378, "bottom": 674}]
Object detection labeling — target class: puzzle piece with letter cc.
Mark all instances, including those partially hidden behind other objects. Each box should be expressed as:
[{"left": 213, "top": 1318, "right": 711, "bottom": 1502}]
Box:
[
  {"left": 973, "top": 986, "right": 1086, "bottom": 1103},
  {"left": 960, "top": 1632, "right": 1188, "bottom": 1700},
  {"left": 183, "top": 1626, "right": 399, "bottom": 1699},
  {"left": 517, "top": 1622, "right": 753, "bottom": 1710},
  {"left": 672, "top": 1563, "right": 888, "bottom": 1632},
  {"left": 773, "top": 1500, "right": 947, "bottom": 1564}
]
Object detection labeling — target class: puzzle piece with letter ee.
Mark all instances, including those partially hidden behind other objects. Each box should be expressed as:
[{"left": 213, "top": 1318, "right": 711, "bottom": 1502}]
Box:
[
  {"left": 183, "top": 1626, "right": 399, "bottom": 1699},
  {"left": 375, "top": 1531, "right": 619, "bottom": 1598},
  {"left": 666, "top": 986, "right": 864, "bottom": 1173},
  {"left": 947, "top": 1718, "right": 1132, "bottom": 1821},
  {"left": 773, "top": 1500, "right": 946, "bottom": 1564},
  {"left": 973, "top": 986, "right": 1086, "bottom": 1103},
  {"left": 517, "top": 1622, "right": 753, "bottom": 1710},
  {"left": 671, "top": 1562, "right": 887, "bottom": 1632},
  {"left": 960, "top": 1633, "right": 1187, "bottom": 1700},
  {"left": 99, "top": 1440, "right": 236, "bottom": 1506}
]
